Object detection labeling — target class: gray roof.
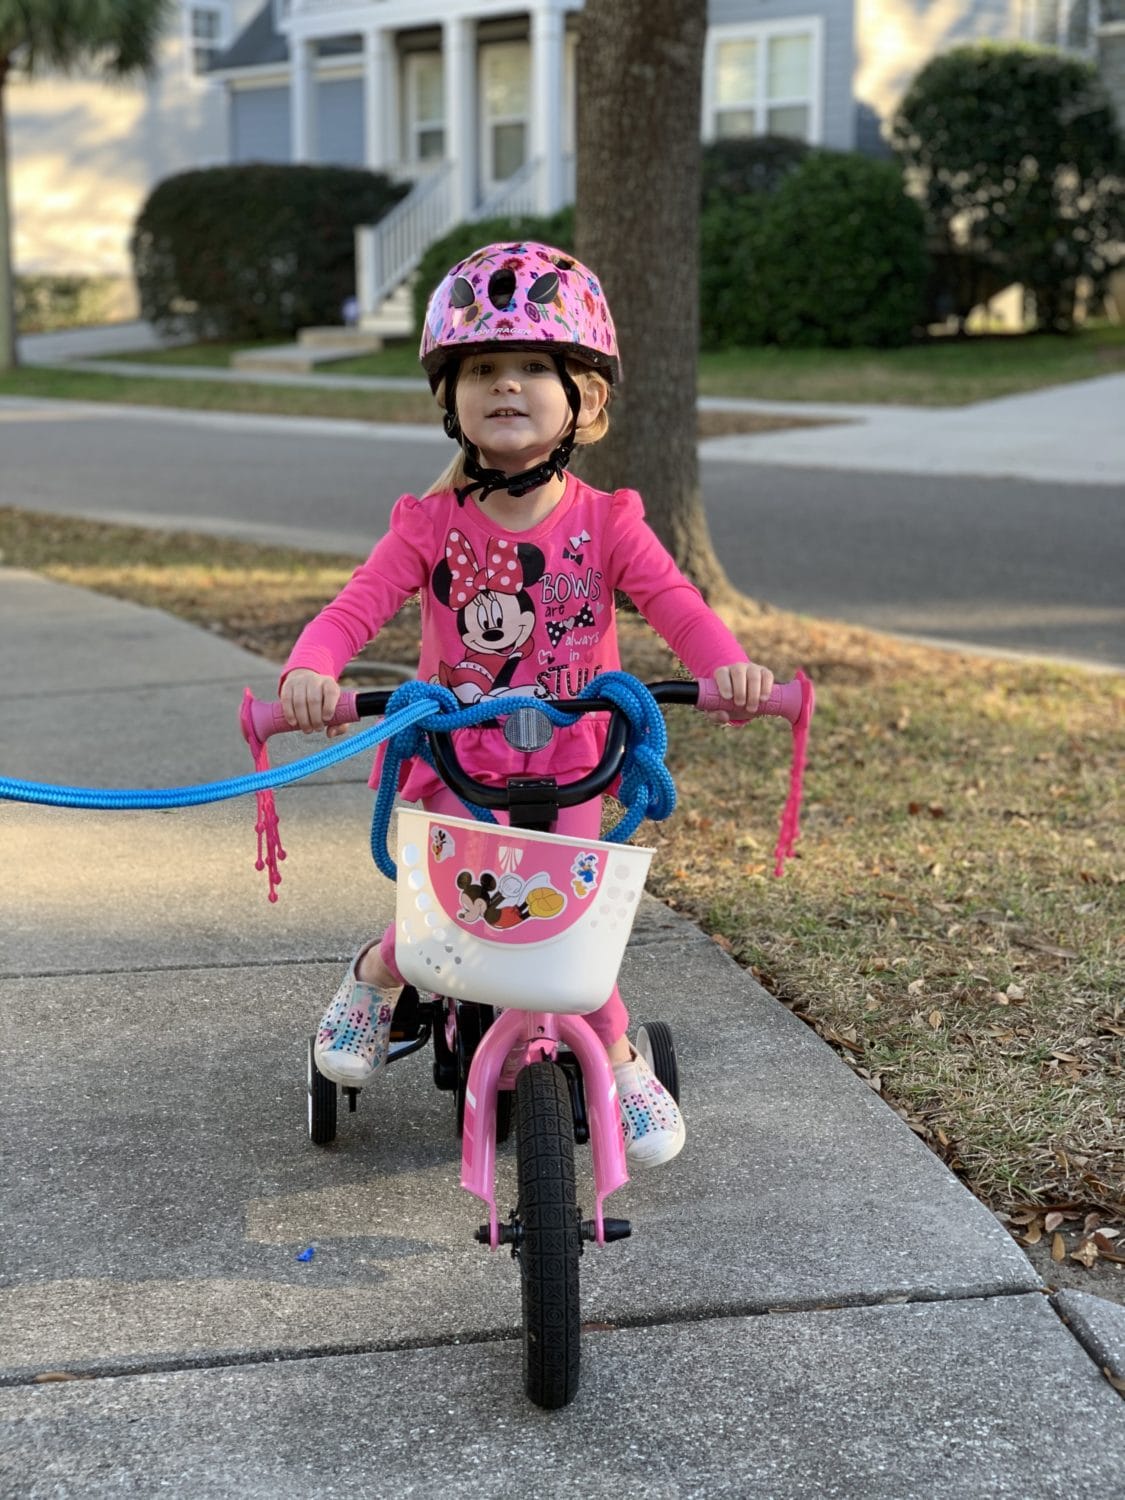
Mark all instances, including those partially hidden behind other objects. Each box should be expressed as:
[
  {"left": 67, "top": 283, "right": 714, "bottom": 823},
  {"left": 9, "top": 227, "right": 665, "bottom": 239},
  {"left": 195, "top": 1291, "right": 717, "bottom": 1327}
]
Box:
[{"left": 211, "top": 2, "right": 360, "bottom": 73}]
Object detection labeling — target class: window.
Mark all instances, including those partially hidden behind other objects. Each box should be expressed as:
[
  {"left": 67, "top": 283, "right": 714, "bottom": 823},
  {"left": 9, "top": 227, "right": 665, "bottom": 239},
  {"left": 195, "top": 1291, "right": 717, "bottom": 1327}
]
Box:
[
  {"left": 405, "top": 52, "right": 445, "bottom": 164},
  {"left": 187, "top": 4, "right": 228, "bottom": 77},
  {"left": 1025, "top": 0, "right": 1097, "bottom": 51},
  {"left": 480, "top": 42, "right": 530, "bottom": 191},
  {"left": 705, "top": 19, "right": 823, "bottom": 143}
]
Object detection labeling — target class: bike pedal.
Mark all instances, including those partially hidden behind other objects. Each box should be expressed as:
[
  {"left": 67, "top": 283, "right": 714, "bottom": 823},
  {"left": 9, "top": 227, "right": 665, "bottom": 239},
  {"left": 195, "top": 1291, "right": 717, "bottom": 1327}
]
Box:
[{"left": 580, "top": 1218, "right": 631, "bottom": 1242}]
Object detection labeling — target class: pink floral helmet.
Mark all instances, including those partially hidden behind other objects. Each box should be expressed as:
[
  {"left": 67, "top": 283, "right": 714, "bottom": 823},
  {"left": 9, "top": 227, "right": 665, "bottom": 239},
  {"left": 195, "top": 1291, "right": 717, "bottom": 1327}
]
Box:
[{"left": 420, "top": 241, "right": 620, "bottom": 389}]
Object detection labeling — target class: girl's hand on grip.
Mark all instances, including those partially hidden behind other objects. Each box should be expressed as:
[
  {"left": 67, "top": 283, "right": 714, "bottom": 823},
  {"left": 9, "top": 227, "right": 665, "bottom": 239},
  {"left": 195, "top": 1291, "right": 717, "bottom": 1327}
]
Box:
[
  {"left": 709, "top": 662, "right": 775, "bottom": 724},
  {"left": 281, "top": 669, "right": 346, "bottom": 736}
]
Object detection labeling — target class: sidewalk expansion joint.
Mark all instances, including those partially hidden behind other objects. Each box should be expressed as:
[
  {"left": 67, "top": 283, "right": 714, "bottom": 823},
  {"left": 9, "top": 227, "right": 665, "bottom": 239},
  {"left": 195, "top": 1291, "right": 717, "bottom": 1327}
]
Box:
[
  {"left": 0, "top": 1286, "right": 1044, "bottom": 1391},
  {"left": 2, "top": 955, "right": 356, "bottom": 981}
]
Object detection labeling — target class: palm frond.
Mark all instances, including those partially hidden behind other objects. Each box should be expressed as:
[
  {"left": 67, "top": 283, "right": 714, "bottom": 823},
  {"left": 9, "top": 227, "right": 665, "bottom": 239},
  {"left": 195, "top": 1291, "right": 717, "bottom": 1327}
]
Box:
[{"left": 0, "top": 0, "right": 174, "bottom": 77}]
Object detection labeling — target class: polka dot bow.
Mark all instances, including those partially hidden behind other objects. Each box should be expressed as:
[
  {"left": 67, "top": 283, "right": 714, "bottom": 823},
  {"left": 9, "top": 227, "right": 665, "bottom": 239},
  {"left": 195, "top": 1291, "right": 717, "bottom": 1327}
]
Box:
[{"left": 445, "top": 531, "right": 526, "bottom": 607}]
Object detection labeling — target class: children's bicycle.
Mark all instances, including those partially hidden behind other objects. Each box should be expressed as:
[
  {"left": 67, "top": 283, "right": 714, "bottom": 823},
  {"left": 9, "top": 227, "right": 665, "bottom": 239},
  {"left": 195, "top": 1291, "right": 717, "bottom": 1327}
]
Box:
[{"left": 242, "top": 671, "right": 813, "bottom": 1408}]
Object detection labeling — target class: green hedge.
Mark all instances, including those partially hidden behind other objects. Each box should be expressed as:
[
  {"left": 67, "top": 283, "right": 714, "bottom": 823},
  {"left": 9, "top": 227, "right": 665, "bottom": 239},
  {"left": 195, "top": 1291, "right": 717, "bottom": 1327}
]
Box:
[
  {"left": 700, "top": 150, "right": 927, "bottom": 348},
  {"left": 411, "top": 207, "right": 576, "bottom": 333},
  {"left": 14, "top": 275, "right": 125, "bottom": 333},
  {"left": 700, "top": 135, "right": 810, "bottom": 200},
  {"left": 405, "top": 153, "right": 924, "bottom": 351},
  {"left": 132, "top": 164, "right": 407, "bottom": 339}
]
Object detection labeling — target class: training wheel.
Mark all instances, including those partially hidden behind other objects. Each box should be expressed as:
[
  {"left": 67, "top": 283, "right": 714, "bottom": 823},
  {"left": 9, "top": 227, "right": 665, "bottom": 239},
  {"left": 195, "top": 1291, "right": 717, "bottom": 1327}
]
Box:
[{"left": 635, "top": 1021, "right": 680, "bottom": 1104}]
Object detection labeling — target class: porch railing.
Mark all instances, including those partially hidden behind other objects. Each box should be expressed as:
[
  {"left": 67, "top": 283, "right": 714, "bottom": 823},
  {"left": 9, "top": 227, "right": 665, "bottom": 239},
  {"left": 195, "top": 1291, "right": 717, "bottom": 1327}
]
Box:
[
  {"left": 356, "top": 152, "right": 579, "bottom": 320},
  {"left": 356, "top": 161, "right": 455, "bottom": 317}
]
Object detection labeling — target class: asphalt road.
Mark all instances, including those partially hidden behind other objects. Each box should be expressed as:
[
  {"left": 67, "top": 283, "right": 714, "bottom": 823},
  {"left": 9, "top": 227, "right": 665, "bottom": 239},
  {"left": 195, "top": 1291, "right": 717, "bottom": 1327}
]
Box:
[{"left": 1, "top": 401, "right": 1121, "bottom": 668}]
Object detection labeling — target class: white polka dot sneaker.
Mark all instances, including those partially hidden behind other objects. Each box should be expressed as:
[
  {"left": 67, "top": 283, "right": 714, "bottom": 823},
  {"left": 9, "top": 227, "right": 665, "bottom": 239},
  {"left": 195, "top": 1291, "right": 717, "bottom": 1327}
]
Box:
[
  {"left": 313, "top": 947, "right": 398, "bottom": 1088},
  {"left": 614, "top": 1048, "right": 685, "bottom": 1169}
]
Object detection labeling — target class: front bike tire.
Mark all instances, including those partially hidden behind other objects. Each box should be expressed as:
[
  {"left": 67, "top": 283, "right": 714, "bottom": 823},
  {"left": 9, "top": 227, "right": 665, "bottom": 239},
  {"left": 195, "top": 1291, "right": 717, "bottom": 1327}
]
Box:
[{"left": 515, "top": 1061, "right": 581, "bottom": 1409}]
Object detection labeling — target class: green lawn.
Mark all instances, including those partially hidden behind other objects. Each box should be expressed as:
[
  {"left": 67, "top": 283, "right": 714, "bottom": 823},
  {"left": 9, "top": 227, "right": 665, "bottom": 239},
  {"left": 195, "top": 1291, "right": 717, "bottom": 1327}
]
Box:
[{"left": 101, "top": 322, "right": 1125, "bottom": 406}]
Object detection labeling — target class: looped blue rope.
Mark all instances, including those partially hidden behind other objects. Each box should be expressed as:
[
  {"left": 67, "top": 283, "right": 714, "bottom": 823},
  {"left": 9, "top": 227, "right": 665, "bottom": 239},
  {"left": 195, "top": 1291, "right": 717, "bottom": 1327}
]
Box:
[{"left": 368, "top": 673, "right": 677, "bottom": 879}]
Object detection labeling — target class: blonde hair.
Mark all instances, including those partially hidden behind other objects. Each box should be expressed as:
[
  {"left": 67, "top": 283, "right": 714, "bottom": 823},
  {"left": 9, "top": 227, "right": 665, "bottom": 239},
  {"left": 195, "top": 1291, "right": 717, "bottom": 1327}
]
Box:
[{"left": 424, "top": 360, "right": 611, "bottom": 498}]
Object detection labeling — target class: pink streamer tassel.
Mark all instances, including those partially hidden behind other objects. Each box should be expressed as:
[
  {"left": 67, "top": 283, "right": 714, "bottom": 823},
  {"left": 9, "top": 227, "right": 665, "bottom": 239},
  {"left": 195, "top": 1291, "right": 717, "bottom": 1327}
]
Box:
[
  {"left": 773, "top": 669, "right": 814, "bottom": 877},
  {"left": 241, "top": 689, "right": 286, "bottom": 902}
]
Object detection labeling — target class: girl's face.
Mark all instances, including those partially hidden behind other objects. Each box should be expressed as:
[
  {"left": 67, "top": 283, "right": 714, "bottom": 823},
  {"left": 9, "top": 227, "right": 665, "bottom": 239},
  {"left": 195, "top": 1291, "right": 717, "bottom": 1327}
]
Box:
[{"left": 455, "top": 352, "right": 600, "bottom": 474}]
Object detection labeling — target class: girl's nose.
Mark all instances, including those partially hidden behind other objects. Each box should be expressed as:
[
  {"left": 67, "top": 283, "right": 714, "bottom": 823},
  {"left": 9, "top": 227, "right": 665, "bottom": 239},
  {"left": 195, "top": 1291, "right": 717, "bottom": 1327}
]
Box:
[{"left": 490, "top": 369, "right": 520, "bottom": 391}]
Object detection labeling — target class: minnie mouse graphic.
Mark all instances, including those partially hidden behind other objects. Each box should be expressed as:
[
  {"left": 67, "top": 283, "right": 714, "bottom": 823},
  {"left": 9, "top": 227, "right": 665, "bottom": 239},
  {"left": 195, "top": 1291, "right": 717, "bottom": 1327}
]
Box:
[{"left": 431, "top": 529, "right": 547, "bottom": 703}]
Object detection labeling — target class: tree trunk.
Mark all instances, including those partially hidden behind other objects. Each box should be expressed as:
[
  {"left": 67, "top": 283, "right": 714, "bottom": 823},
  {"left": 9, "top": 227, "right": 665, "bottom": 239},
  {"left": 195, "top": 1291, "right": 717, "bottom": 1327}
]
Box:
[
  {"left": 573, "top": 0, "right": 731, "bottom": 602},
  {"left": 0, "top": 58, "right": 17, "bottom": 372}
]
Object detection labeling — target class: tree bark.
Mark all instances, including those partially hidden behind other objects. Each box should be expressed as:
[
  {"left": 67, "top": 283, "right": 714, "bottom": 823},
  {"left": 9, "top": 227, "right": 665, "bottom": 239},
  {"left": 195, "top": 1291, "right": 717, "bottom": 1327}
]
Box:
[
  {"left": 0, "top": 57, "right": 17, "bottom": 372},
  {"left": 573, "top": 0, "right": 731, "bottom": 601}
]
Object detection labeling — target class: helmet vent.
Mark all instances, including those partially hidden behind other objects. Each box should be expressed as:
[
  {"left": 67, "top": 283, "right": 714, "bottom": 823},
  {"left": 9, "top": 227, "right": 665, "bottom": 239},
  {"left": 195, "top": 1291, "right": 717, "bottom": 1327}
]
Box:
[
  {"left": 488, "top": 268, "right": 517, "bottom": 310},
  {"left": 450, "top": 277, "right": 476, "bottom": 308},
  {"left": 526, "top": 271, "right": 560, "bottom": 304}
]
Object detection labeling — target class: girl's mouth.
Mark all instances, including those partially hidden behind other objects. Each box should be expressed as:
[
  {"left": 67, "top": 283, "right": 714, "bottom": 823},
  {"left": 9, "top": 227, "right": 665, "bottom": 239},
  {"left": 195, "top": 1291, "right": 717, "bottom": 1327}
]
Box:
[{"left": 488, "top": 408, "right": 525, "bottom": 419}]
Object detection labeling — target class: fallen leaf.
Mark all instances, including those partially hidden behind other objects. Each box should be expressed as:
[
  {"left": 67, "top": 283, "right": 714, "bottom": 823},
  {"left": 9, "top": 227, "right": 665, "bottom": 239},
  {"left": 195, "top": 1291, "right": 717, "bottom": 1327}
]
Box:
[
  {"left": 1006, "top": 983, "right": 1027, "bottom": 1001},
  {"left": 1011, "top": 934, "right": 1079, "bottom": 960},
  {"left": 1022, "top": 1222, "right": 1043, "bottom": 1246},
  {"left": 1105, "top": 1369, "right": 1125, "bottom": 1394},
  {"left": 928, "top": 805, "right": 946, "bottom": 819},
  {"left": 908, "top": 978, "right": 926, "bottom": 996},
  {"left": 710, "top": 932, "right": 733, "bottom": 952},
  {"left": 1070, "top": 1239, "right": 1099, "bottom": 1269},
  {"left": 33, "top": 1372, "right": 90, "bottom": 1383},
  {"left": 1051, "top": 1232, "right": 1067, "bottom": 1263},
  {"left": 928, "top": 1009, "right": 944, "bottom": 1030},
  {"left": 1044, "top": 1212, "right": 1065, "bottom": 1233}
]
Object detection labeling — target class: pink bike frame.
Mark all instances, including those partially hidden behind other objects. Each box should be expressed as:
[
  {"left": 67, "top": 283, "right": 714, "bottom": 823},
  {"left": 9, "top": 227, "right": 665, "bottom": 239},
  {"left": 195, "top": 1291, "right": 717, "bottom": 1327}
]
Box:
[{"left": 460, "top": 1007, "right": 627, "bottom": 1248}]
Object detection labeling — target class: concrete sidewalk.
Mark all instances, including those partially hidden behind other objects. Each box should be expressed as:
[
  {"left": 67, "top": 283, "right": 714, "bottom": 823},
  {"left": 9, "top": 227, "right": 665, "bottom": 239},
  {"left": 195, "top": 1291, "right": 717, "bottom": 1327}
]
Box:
[{"left": 1, "top": 571, "right": 1123, "bottom": 1497}]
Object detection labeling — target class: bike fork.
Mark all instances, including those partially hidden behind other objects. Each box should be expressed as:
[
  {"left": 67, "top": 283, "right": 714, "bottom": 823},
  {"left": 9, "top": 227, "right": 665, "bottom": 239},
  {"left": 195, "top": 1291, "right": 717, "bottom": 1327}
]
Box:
[{"left": 461, "top": 1008, "right": 629, "bottom": 1248}]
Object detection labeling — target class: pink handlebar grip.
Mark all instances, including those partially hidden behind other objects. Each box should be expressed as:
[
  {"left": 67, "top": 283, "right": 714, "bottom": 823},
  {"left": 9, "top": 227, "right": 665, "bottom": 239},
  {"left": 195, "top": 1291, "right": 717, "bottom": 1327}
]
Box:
[
  {"left": 695, "top": 677, "right": 808, "bottom": 727},
  {"left": 240, "top": 690, "right": 361, "bottom": 748}
]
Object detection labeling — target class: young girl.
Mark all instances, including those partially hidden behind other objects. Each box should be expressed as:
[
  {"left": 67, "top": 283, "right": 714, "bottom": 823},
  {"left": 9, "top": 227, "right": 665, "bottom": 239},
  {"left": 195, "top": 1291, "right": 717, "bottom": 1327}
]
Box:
[{"left": 281, "top": 241, "right": 775, "bottom": 1168}]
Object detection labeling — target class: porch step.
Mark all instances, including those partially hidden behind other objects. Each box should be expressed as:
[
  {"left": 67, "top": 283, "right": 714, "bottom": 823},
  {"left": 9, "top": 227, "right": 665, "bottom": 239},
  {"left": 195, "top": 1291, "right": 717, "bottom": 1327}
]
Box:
[
  {"left": 359, "top": 281, "right": 416, "bottom": 340},
  {"left": 297, "top": 327, "right": 386, "bottom": 351},
  {"left": 231, "top": 333, "right": 383, "bottom": 375}
]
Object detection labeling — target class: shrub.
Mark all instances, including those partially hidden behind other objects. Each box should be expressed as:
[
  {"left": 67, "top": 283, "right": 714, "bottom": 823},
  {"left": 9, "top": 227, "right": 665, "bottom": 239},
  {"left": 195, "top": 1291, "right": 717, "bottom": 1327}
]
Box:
[
  {"left": 14, "top": 275, "right": 126, "bottom": 333},
  {"left": 412, "top": 207, "right": 576, "bottom": 332},
  {"left": 700, "top": 194, "right": 772, "bottom": 348},
  {"left": 132, "top": 164, "right": 407, "bottom": 339},
  {"left": 700, "top": 134, "right": 810, "bottom": 201},
  {"left": 891, "top": 44, "right": 1125, "bottom": 330},
  {"left": 700, "top": 151, "right": 927, "bottom": 349}
]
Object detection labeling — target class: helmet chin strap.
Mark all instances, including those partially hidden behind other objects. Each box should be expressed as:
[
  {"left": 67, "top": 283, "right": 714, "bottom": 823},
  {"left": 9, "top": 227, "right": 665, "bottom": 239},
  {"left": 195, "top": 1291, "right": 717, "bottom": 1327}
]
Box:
[{"left": 445, "top": 357, "right": 583, "bottom": 507}]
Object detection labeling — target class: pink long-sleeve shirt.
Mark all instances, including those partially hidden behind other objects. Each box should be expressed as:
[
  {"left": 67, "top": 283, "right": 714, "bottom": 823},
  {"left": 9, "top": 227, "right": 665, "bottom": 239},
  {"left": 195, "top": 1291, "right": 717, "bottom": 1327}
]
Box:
[{"left": 283, "top": 474, "right": 747, "bottom": 801}]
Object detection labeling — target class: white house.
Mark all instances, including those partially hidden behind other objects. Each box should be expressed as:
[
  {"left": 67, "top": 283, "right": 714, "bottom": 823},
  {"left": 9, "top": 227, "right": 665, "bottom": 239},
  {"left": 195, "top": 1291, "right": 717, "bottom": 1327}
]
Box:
[{"left": 7, "top": 0, "right": 1120, "bottom": 320}]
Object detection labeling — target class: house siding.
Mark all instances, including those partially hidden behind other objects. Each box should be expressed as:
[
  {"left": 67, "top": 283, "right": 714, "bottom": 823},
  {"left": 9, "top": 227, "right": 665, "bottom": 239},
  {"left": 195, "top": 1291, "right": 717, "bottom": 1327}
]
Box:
[
  {"left": 709, "top": 0, "right": 857, "bottom": 149},
  {"left": 9, "top": 0, "right": 261, "bottom": 278},
  {"left": 854, "top": 1, "right": 1023, "bottom": 140},
  {"left": 231, "top": 75, "right": 367, "bottom": 166}
]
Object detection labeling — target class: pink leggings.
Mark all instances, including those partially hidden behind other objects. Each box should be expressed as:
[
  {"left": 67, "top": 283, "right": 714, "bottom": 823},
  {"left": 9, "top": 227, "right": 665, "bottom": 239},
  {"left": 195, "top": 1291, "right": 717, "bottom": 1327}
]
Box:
[{"left": 377, "top": 787, "right": 630, "bottom": 1049}]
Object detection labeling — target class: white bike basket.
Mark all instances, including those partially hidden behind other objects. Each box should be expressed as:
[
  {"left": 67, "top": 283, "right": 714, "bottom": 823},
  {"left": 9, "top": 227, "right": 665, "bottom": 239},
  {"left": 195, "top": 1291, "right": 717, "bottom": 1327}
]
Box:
[{"left": 394, "top": 809, "right": 653, "bottom": 1013}]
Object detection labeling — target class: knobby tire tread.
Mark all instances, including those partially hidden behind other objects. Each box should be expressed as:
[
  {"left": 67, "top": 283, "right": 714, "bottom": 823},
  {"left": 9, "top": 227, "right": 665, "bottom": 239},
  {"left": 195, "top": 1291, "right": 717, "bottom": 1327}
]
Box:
[
  {"left": 308, "top": 1037, "right": 338, "bottom": 1146},
  {"left": 515, "top": 1061, "right": 581, "bottom": 1409}
]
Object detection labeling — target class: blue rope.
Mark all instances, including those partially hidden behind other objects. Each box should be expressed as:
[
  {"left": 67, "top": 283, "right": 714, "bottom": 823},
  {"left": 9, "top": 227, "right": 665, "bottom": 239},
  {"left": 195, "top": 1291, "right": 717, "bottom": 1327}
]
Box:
[
  {"left": 1, "top": 674, "right": 678, "bottom": 880},
  {"left": 367, "top": 673, "right": 677, "bottom": 879},
  {"left": 0, "top": 701, "right": 434, "bottom": 809}
]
